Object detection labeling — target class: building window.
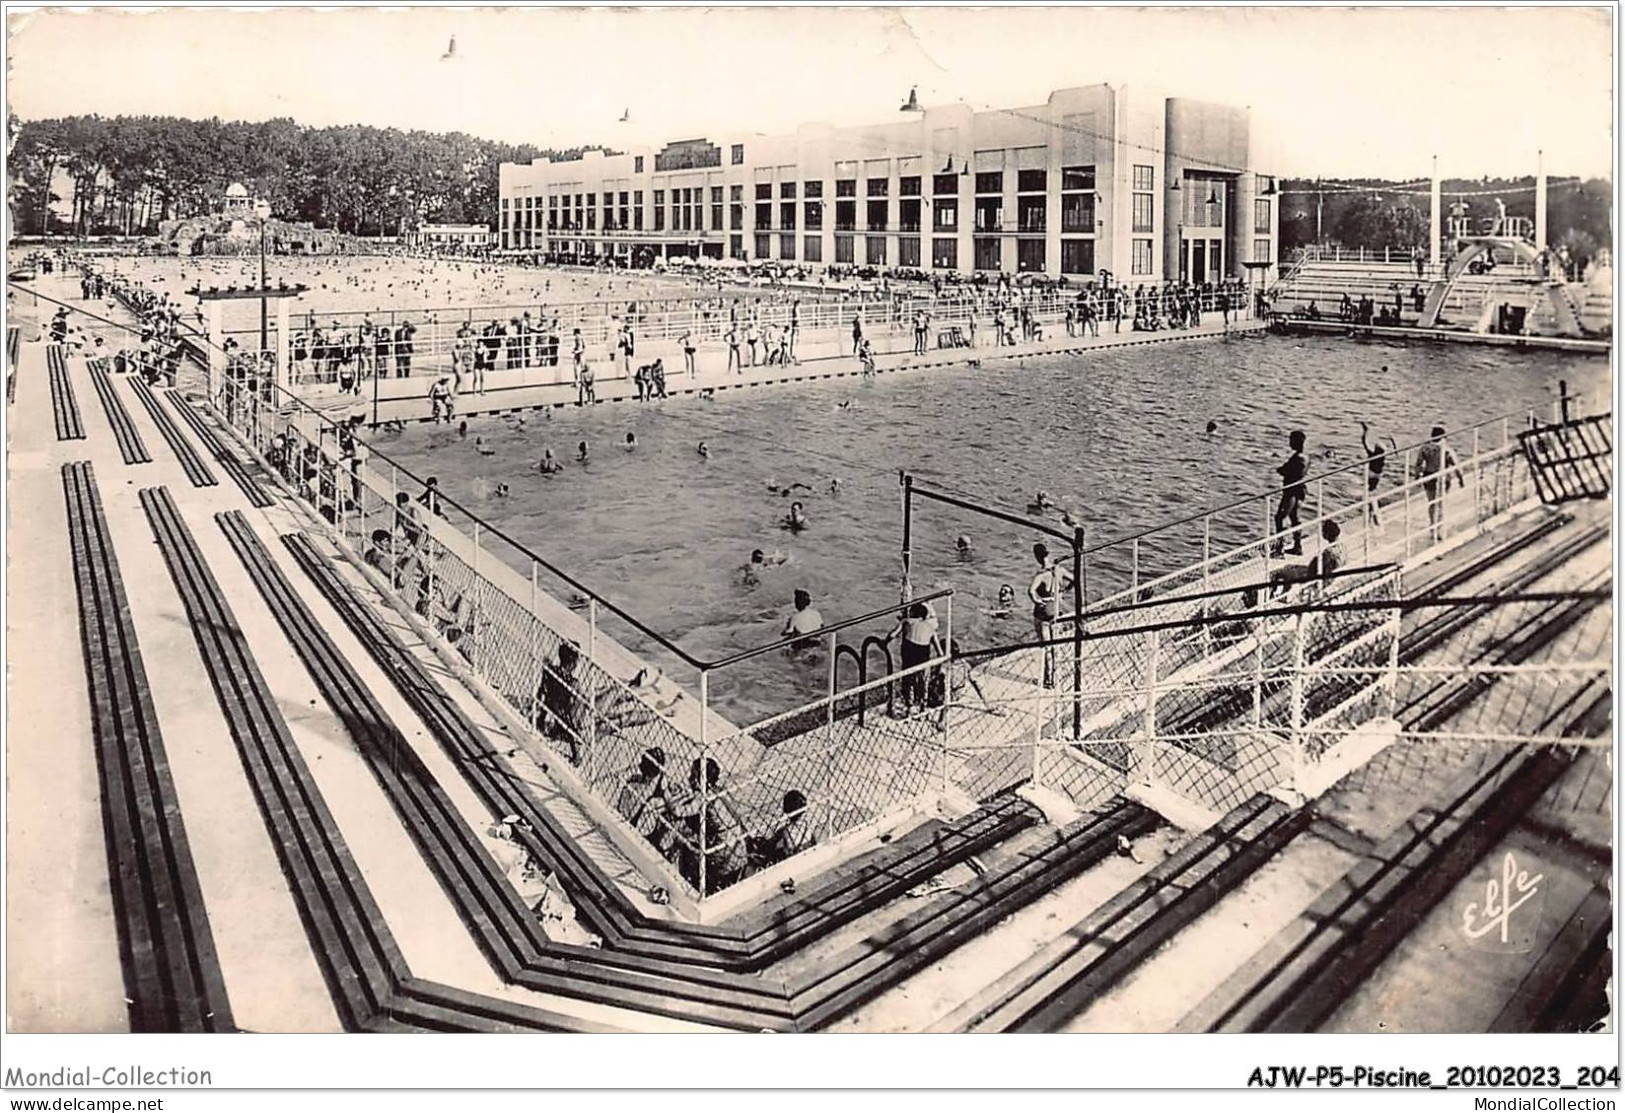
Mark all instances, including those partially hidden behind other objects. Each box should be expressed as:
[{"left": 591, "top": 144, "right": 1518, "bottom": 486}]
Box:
[
  {"left": 1061, "top": 239, "right": 1095, "bottom": 275},
  {"left": 975, "top": 171, "right": 1003, "bottom": 195},
  {"left": 780, "top": 202, "right": 796, "bottom": 230},
  {"left": 1062, "top": 165, "right": 1096, "bottom": 192},
  {"left": 711, "top": 186, "right": 723, "bottom": 231},
  {"left": 835, "top": 234, "right": 854, "bottom": 264},
  {"left": 731, "top": 203, "right": 743, "bottom": 231},
  {"left": 731, "top": 184, "right": 743, "bottom": 202},
  {"left": 654, "top": 190, "right": 665, "bottom": 231},
  {"left": 1017, "top": 169, "right": 1046, "bottom": 193},
  {"left": 1062, "top": 193, "right": 1095, "bottom": 233},
  {"left": 974, "top": 238, "right": 1000, "bottom": 271},
  {"left": 731, "top": 144, "right": 744, "bottom": 165},
  {"left": 804, "top": 236, "right": 822, "bottom": 263},
  {"left": 730, "top": 234, "right": 743, "bottom": 259},
  {"left": 1132, "top": 164, "right": 1154, "bottom": 191},
  {"left": 867, "top": 178, "right": 889, "bottom": 197},
  {"left": 1132, "top": 192, "right": 1154, "bottom": 233},
  {"left": 1253, "top": 237, "right": 1272, "bottom": 264},
  {"left": 780, "top": 233, "right": 796, "bottom": 260},
  {"left": 754, "top": 233, "right": 770, "bottom": 259},
  {"left": 836, "top": 199, "right": 856, "bottom": 232},
  {"left": 932, "top": 237, "right": 958, "bottom": 270},
  {"left": 804, "top": 180, "right": 823, "bottom": 199},
  {"left": 755, "top": 183, "right": 772, "bottom": 201},
  {"left": 866, "top": 199, "right": 888, "bottom": 231},
  {"left": 899, "top": 198, "right": 921, "bottom": 233},
  {"left": 1017, "top": 196, "right": 1046, "bottom": 233},
  {"left": 1017, "top": 239, "right": 1046, "bottom": 273},
  {"left": 899, "top": 237, "right": 921, "bottom": 268},
  {"left": 780, "top": 181, "right": 797, "bottom": 200},
  {"left": 1132, "top": 238, "right": 1153, "bottom": 275},
  {"left": 634, "top": 191, "right": 643, "bottom": 231},
  {"left": 933, "top": 172, "right": 958, "bottom": 196},
  {"left": 634, "top": 156, "right": 644, "bottom": 173},
  {"left": 933, "top": 199, "right": 958, "bottom": 231},
  {"left": 899, "top": 176, "right": 921, "bottom": 197},
  {"left": 755, "top": 202, "right": 772, "bottom": 229},
  {"left": 804, "top": 200, "right": 823, "bottom": 231},
  {"left": 865, "top": 235, "right": 887, "bottom": 266},
  {"left": 974, "top": 197, "right": 1002, "bottom": 233},
  {"left": 1254, "top": 198, "right": 1271, "bottom": 234},
  {"left": 836, "top": 178, "right": 857, "bottom": 198},
  {"left": 1256, "top": 173, "right": 1276, "bottom": 195}
]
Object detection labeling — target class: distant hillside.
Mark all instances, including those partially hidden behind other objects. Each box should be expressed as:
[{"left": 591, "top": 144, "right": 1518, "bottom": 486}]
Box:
[{"left": 7, "top": 113, "right": 613, "bottom": 238}]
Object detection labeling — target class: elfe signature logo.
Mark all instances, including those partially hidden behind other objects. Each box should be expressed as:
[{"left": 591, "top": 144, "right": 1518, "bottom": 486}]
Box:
[{"left": 1461, "top": 851, "right": 1545, "bottom": 952}]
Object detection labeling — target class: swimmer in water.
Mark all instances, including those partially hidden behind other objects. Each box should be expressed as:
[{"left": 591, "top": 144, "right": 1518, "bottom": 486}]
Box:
[
  {"left": 494, "top": 483, "right": 510, "bottom": 498},
  {"left": 955, "top": 535, "right": 973, "bottom": 559},
  {"left": 576, "top": 440, "right": 590, "bottom": 463},
  {"left": 1027, "top": 490, "right": 1053, "bottom": 513},
  {"left": 829, "top": 477, "right": 841, "bottom": 495},
  {"left": 1205, "top": 420, "right": 1218, "bottom": 435},
  {"left": 476, "top": 437, "right": 495, "bottom": 456},
  {"left": 741, "top": 547, "right": 787, "bottom": 586},
  {"left": 767, "top": 480, "right": 813, "bottom": 496},
  {"left": 989, "top": 584, "right": 1017, "bottom": 617},
  {"left": 697, "top": 441, "right": 711, "bottom": 459},
  {"left": 458, "top": 419, "right": 468, "bottom": 439},
  {"left": 783, "top": 501, "right": 809, "bottom": 531},
  {"left": 625, "top": 432, "right": 637, "bottom": 451}
]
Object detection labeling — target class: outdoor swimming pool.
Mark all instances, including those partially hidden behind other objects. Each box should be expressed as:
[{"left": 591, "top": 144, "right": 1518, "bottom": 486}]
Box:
[{"left": 369, "top": 333, "right": 1610, "bottom": 727}]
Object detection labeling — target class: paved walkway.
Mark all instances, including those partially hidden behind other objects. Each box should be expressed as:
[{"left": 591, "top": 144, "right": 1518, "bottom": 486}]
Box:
[{"left": 302, "top": 316, "right": 1267, "bottom": 425}]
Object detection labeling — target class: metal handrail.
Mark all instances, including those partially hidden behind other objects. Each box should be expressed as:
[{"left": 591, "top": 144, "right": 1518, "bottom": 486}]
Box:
[
  {"left": 1079, "top": 386, "right": 1604, "bottom": 561},
  {"left": 704, "top": 587, "right": 953, "bottom": 670}
]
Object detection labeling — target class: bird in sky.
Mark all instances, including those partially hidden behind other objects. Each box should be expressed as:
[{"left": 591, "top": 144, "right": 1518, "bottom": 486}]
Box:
[{"left": 441, "top": 35, "right": 458, "bottom": 61}]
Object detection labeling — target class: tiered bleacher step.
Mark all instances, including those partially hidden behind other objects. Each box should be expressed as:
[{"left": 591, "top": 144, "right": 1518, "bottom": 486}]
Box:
[{"left": 63, "top": 462, "right": 233, "bottom": 1032}]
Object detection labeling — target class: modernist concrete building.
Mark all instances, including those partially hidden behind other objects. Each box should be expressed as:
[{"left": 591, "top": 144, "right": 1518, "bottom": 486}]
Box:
[{"left": 498, "top": 85, "right": 1278, "bottom": 283}]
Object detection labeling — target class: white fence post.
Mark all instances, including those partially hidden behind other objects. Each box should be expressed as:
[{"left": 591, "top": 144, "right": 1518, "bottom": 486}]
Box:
[
  {"left": 1289, "top": 610, "right": 1307, "bottom": 797},
  {"left": 1141, "top": 628, "right": 1159, "bottom": 789}
]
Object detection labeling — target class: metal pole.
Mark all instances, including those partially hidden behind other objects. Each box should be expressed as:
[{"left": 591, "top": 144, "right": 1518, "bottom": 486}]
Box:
[
  {"left": 1071, "top": 526, "right": 1084, "bottom": 741},
  {"left": 1141, "top": 627, "right": 1159, "bottom": 789},
  {"left": 698, "top": 672, "right": 710, "bottom": 899},
  {"left": 588, "top": 598, "right": 598, "bottom": 665},
  {"left": 900, "top": 472, "right": 915, "bottom": 603},
  {"left": 1289, "top": 611, "right": 1307, "bottom": 796},
  {"left": 530, "top": 561, "right": 540, "bottom": 722},
  {"left": 470, "top": 523, "right": 482, "bottom": 675},
  {"left": 260, "top": 218, "right": 269, "bottom": 352},
  {"left": 1131, "top": 537, "right": 1140, "bottom": 597},
  {"left": 1403, "top": 448, "right": 1414, "bottom": 558},
  {"left": 1472, "top": 427, "right": 1482, "bottom": 532}
]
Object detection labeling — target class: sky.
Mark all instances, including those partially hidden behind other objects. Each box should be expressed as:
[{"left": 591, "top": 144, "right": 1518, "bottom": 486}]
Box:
[{"left": 5, "top": 5, "right": 1616, "bottom": 180}]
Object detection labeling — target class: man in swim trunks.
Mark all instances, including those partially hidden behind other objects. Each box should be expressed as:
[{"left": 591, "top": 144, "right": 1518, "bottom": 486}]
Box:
[{"left": 782, "top": 589, "right": 823, "bottom": 647}]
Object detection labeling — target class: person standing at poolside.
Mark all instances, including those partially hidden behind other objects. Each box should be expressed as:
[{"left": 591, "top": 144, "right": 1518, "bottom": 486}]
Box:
[
  {"left": 1412, "top": 425, "right": 1463, "bottom": 543},
  {"left": 578, "top": 358, "right": 596, "bottom": 405},
  {"left": 1360, "top": 421, "right": 1397, "bottom": 527},
  {"left": 851, "top": 313, "right": 864, "bottom": 356},
  {"left": 1272, "top": 430, "right": 1308, "bottom": 557},
  {"left": 788, "top": 300, "right": 801, "bottom": 363},
  {"left": 1028, "top": 543, "right": 1074, "bottom": 689},
  {"left": 680, "top": 329, "right": 697, "bottom": 376}
]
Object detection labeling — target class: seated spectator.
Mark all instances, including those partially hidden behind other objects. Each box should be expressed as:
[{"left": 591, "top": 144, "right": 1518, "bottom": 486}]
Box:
[
  {"left": 670, "top": 757, "right": 750, "bottom": 894},
  {"left": 749, "top": 789, "right": 819, "bottom": 869},
  {"left": 615, "top": 747, "right": 679, "bottom": 856},
  {"left": 1269, "top": 519, "right": 1346, "bottom": 597},
  {"left": 535, "top": 641, "right": 589, "bottom": 763}
]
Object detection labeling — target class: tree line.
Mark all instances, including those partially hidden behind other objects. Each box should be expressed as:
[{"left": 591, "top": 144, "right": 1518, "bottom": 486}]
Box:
[
  {"left": 1278, "top": 175, "right": 1613, "bottom": 268},
  {"left": 7, "top": 113, "right": 610, "bottom": 238}
]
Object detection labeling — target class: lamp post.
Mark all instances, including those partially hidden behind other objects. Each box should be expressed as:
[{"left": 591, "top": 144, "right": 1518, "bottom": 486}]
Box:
[{"left": 254, "top": 199, "right": 272, "bottom": 351}]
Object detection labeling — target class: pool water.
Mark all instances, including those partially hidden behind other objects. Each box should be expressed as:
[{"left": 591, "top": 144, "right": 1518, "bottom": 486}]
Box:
[{"left": 371, "top": 334, "right": 1609, "bottom": 727}]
